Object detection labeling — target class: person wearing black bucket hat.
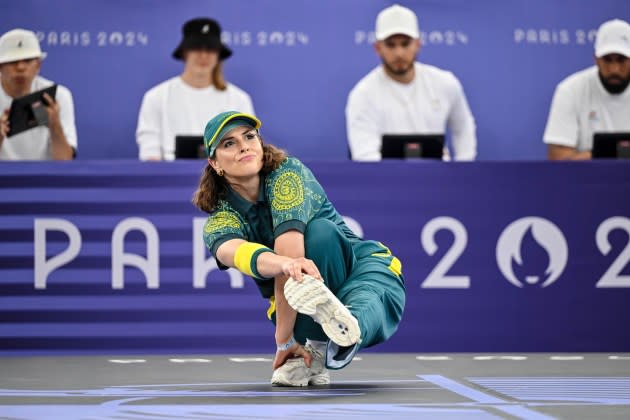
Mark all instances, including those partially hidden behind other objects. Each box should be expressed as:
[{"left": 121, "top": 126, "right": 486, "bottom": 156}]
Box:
[
  {"left": 172, "top": 18, "right": 232, "bottom": 61},
  {"left": 136, "top": 17, "right": 254, "bottom": 161}
]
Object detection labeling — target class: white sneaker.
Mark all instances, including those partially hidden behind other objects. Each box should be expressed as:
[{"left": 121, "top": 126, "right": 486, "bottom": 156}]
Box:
[
  {"left": 284, "top": 275, "right": 361, "bottom": 346},
  {"left": 304, "top": 341, "right": 330, "bottom": 385},
  {"left": 270, "top": 342, "right": 330, "bottom": 386},
  {"left": 270, "top": 357, "right": 309, "bottom": 387}
]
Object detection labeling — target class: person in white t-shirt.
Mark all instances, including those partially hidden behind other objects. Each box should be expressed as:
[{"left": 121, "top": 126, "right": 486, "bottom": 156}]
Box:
[
  {"left": 543, "top": 19, "right": 630, "bottom": 160},
  {"left": 0, "top": 29, "right": 77, "bottom": 160},
  {"left": 345, "top": 4, "right": 477, "bottom": 161},
  {"left": 136, "top": 17, "right": 255, "bottom": 161}
]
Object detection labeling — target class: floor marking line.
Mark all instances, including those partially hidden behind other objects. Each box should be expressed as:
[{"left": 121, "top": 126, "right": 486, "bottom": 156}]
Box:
[
  {"left": 473, "top": 356, "right": 528, "bottom": 360},
  {"left": 108, "top": 378, "right": 429, "bottom": 388},
  {"left": 420, "top": 375, "right": 557, "bottom": 420},
  {"left": 420, "top": 375, "right": 505, "bottom": 404},
  {"left": 497, "top": 405, "right": 558, "bottom": 420}
]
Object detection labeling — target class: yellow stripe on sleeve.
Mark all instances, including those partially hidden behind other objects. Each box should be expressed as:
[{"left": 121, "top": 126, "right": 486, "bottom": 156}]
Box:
[
  {"left": 267, "top": 295, "right": 276, "bottom": 320},
  {"left": 388, "top": 256, "right": 403, "bottom": 277},
  {"left": 233, "top": 242, "right": 271, "bottom": 278},
  {"left": 372, "top": 243, "right": 402, "bottom": 277}
]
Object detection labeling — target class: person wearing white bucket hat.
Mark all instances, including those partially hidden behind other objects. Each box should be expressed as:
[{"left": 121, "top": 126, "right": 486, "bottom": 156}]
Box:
[
  {"left": 544, "top": 19, "right": 630, "bottom": 160},
  {"left": 0, "top": 29, "right": 77, "bottom": 160},
  {"left": 345, "top": 4, "right": 477, "bottom": 161}
]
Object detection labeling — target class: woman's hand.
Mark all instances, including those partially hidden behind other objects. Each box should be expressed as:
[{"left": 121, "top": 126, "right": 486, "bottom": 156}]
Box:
[
  {"left": 279, "top": 256, "right": 322, "bottom": 282},
  {"left": 272, "top": 341, "right": 313, "bottom": 370}
]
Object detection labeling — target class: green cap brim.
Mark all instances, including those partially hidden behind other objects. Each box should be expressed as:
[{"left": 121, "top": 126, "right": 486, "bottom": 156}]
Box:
[{"left": 205, "top": 112, "right": 262, "bottom": 157}]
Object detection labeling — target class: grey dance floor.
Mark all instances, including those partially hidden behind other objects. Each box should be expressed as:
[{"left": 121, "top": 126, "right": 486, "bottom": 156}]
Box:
[{"left": 1, "top": 353, "right": 630, "bottom": 419}]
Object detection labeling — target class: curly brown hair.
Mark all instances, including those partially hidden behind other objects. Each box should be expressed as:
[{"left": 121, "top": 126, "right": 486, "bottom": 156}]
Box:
[{"left": 192, "top": 141, "right": 287, "bottom": 213}]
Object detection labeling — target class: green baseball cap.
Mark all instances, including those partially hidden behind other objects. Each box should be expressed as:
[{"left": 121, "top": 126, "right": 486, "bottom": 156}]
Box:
[{"left": 204, "top": 111, "right": 262, "bottom": 157}]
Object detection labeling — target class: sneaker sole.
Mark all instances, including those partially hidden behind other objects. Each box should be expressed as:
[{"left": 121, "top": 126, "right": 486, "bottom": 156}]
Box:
[
  {"left": 270, "top": 374, "right": 329, "bottom": 387},
  {"left": 271, "top": 375, "right": 309, "bottom": 387},
  {"left": 284, "top": 275, "right": 360, "bottom": 346}
]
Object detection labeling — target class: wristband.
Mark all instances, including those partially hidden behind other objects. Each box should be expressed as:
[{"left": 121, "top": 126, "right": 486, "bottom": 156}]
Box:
[
  {"left": 234, "top": 242, "right": 273, "bottom": 278},
  {"left": 276, "top": 336, "right": 296, "bottom": 352}
]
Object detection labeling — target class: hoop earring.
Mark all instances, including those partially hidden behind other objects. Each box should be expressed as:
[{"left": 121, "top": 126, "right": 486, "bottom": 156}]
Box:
[{"left": 217, "top": 169, "right": 224, "bottom": 177}]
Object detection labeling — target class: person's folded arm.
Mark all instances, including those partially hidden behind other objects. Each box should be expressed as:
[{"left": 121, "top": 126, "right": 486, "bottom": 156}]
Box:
[
  {"left": 346, "top": 89, "right": 383, "bottom": 161},
  {"left": 547, "top": 144, "right": 592, "bottom": 160},
  {"left": 447, "top": 78, "right": 477, "bottom": 161},
  {"left": 136, "top": 91, "right": 163, "bottom": 161}
]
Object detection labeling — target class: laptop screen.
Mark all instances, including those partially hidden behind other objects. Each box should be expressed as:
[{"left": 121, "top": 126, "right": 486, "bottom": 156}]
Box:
[
  {"left": 381, "top": 134, "right": 445, "bottom": 159},
  {"left": 175, "top": 136, "right": 205, "bottom": 159},
  {"left": 592, "top": 132, "right": 630, "bottom": 159}
]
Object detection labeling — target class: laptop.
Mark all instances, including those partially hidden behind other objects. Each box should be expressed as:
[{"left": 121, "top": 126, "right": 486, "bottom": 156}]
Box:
[
  {"left": 592, "top": 132, "right": 630, "bottom": 159},
  {"left": 381, "top": 134, "right": 445, "bottom": 159},
  {"left": 7, "top": 84, "right": 57, "bottom": 137},
  {"left": 175, "top": 135, "right": 206, "bottom": 159}
]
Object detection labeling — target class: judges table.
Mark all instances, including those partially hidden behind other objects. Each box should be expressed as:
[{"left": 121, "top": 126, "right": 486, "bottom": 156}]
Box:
[{"left": 0, "top": 160, "right": 629, "bottom": 354}]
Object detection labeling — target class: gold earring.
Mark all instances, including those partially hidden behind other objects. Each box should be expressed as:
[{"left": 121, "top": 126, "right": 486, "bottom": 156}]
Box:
[{"left": 217, "top": 169, "right": 224, "bottom": 176}]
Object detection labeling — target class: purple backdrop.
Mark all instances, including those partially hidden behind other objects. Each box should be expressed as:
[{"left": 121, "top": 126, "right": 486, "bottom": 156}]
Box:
[
  {"left": 2, "top": 0, "right": 630, "bottom": 160},
  {"left": 0, "top": 160, "right": 629, "bottom": 354}
]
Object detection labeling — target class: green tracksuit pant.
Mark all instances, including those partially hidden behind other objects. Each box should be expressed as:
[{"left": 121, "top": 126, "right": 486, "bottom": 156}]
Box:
[{"left": 268, "top": 218, "right": 406, "bottom": 349}]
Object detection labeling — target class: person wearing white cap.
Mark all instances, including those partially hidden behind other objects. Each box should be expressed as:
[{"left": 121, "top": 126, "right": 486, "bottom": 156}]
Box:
[
  {"left": 135, "top": 17, "right": 255, "bottom": 161},
  {"left": 0, "top": 29, "right": 76, "bottom": 160},
  {"left": 345, "top": 4, "right": 477, "bottom": 161},
  {"left": 544, "top": 19, "right": 630, "bottom": 160}
]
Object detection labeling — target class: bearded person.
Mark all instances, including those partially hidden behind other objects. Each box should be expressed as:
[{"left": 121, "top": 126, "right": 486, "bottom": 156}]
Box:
[
  {"left": 345, "top": 4, "right": 477, "bottom": 161},
  {"left": 544, "top": 19, "right": 630, "bottom": 160}
]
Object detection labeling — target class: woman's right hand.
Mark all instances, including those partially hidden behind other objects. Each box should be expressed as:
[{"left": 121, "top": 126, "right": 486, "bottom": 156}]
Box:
[
  {"left": 279, "top": 256, "right": 321, "bottom": 282},
  {"left": 273, "top": 341, "right": 313, "bottom": 370}
]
